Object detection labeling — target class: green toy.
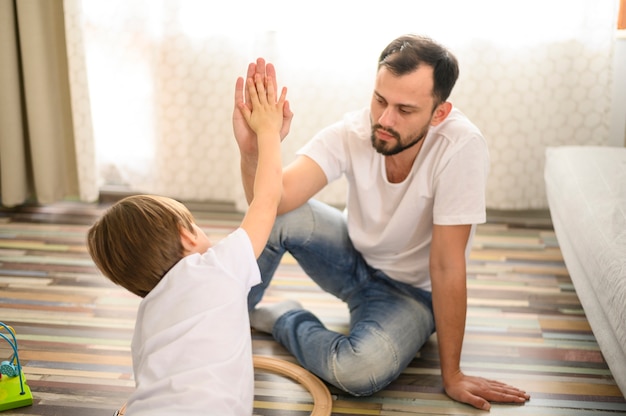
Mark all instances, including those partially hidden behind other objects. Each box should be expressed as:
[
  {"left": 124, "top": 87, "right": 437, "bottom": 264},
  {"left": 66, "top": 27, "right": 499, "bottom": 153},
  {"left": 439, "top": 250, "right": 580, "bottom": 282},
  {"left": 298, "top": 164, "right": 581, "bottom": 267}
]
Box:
[{"left": 0, "top": 322, "right": 33, "bottom": 411}]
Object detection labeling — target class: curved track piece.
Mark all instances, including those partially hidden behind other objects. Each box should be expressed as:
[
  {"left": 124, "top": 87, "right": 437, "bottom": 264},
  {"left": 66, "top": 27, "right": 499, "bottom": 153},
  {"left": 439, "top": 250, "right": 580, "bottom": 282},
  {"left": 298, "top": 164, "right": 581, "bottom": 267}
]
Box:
[
  {"left": 114, "top": 355, "right": 332, "bottom": 416},
  {"left": 253, "top": 355, "right": 332, "bottom": 416}
]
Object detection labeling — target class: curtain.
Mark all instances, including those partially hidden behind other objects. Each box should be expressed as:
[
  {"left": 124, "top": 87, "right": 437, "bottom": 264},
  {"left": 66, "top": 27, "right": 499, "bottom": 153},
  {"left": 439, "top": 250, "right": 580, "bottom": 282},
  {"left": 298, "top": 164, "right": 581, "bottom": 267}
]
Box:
[
  {"left": 0, "top": 0, "right": 97, "bottom": 207},
  {"left": 66, "top": 0, "right": 620, "bottom": 210}
]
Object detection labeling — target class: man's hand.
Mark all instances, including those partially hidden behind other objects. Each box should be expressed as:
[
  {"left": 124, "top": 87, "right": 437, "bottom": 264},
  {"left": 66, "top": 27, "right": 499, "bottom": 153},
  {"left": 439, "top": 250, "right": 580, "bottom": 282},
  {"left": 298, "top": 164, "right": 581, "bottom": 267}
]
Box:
[
  {"left": 233, "top": 58, "right": 293, "bottom": 155},
  {"left": 444, "top": 371, "right": 530, "bottom": 411},
  {"left": 238, "top": 72, "right": 287, "bottom": 136}
]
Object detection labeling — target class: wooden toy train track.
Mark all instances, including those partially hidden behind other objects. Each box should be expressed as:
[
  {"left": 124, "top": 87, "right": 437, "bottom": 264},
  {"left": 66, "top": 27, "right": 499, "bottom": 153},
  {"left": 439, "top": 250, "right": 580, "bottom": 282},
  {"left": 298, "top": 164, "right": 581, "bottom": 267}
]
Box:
[
  {"left": 253, "top": 355, "right": 332, "bottom": 415},
  {"left": 114, "top": 355, "right": 332, "bottom": 415}
]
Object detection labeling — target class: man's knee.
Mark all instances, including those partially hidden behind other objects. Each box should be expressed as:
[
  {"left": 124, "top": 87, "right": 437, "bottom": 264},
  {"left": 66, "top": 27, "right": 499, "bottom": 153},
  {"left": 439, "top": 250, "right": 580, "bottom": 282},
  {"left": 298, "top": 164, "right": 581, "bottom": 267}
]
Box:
[
  {"left": 269, "top": 202, "right": 317, "bottom": 244},
  {"left": 330, "top": 329, "right": 403, "bottom": 396}
]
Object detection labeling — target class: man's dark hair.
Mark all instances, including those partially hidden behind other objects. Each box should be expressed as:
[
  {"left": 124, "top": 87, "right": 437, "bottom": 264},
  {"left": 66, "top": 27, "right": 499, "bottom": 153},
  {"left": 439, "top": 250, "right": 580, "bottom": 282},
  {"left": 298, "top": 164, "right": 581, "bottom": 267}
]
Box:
[{"left": 378, "top": 34, "right": 459, "bottom": 106}]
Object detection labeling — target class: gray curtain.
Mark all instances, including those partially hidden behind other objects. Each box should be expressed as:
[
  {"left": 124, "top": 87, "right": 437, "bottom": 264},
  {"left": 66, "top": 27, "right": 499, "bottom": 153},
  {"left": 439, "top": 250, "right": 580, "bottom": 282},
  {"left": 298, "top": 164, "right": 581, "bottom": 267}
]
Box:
[{"left": 0, "top": 0, "right": 79, "bottom": 207}]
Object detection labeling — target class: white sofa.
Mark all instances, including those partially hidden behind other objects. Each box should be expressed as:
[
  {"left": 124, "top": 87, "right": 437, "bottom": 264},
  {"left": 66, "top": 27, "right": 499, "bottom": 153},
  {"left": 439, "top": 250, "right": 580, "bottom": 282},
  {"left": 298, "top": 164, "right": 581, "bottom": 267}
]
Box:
[{"left": 544, "top": 145, "right": 626, "bottom": 397}]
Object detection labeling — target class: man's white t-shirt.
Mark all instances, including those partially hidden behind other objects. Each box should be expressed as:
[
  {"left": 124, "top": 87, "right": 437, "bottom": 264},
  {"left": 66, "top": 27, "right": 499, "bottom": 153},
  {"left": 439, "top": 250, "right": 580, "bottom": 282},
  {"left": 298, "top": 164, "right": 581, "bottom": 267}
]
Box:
[
  {"left": 298, "top": 107, "right": 489, "bottom": 291},
  {"left": 126, "top": 228, "right": 260, "bottom": 415}
]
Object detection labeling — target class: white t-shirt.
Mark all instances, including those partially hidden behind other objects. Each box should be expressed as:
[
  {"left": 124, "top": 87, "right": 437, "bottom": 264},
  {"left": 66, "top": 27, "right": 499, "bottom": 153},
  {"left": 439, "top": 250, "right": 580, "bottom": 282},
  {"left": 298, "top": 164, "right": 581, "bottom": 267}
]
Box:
[
  {"left": 126, "top": 228, "right": 261, "bottom": 415},
  {"left": 298, "top": 107, "right": 489, "bottom": 291}
]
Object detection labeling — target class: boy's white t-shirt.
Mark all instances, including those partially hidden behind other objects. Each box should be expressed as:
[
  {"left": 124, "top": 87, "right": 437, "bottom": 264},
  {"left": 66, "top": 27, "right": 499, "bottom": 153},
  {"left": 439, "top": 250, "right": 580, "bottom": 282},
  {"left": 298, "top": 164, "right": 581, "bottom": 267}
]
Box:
[
  {"left": 298, "top": 107, "right": 490, "bottom": 291},
  {"left": 126, "top": 228, "right": 260, "bottom": 416}
]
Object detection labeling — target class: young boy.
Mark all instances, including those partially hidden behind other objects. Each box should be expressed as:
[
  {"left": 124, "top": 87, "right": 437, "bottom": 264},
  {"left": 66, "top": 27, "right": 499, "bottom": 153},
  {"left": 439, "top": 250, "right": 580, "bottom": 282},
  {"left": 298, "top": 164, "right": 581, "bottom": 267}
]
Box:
[{"left": 87, "top": 62, "right": 287, "bottom": 415}]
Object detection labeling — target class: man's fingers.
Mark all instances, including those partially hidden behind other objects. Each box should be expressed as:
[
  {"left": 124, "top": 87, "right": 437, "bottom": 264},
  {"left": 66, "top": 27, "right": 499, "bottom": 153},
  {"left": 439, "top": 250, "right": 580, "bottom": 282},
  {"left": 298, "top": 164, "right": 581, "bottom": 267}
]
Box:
[
  {"left": 242, "top": 59, "right": 285, "bottom": 118},
  {"left": 277, "top": 86, "right": 287, "bottom": 105},
  {"left": 243, "top": 62, "right": 256, "bottom": 108},
  {"left": 491, "top": 381, "right": 530, "bottom": 400},
  {"left": 246, "top": 74, "right": 265, "bottom": 109},
  {"left": 237, "top": 102, "right": 251, "bottom": 122},
  {"left": 283, "top": 100, "right": 292, "bottom": 118},
  {"left": 483, "top": 382, "right": 530, "bottom": 404},
  {"left": 254, "top": 74, "right": 268, "bottom": 104},
  {"left": 255, "top": 57, "right": 266, "bottom": 87},
  {"left": 266, "top": 63, "right": 278, "bottom": 95},
  {"left": 456, "top": 390, "right": 490, "bottom": 411},
  {"left": 234, "top": 76, "right": 244, "bottom": 106},
  {"left": 448, "top": 376, "right": 530, "bottom": 411},
  {"left": 264, "top": 74, "right": 277, "bottom": 103},
  {"left": 246, "top": 61, "right": 256, "bottom": 79}
]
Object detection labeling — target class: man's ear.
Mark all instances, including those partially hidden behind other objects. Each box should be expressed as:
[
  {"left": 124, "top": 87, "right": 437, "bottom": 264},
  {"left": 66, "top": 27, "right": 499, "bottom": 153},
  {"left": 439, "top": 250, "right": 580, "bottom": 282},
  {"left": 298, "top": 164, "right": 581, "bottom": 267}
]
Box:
[
  {"left": 179, "top": 226, "right": 197, "bottom": 253},
  {"left": 430, "top": 101, "right": 452, "bottom": 126}
]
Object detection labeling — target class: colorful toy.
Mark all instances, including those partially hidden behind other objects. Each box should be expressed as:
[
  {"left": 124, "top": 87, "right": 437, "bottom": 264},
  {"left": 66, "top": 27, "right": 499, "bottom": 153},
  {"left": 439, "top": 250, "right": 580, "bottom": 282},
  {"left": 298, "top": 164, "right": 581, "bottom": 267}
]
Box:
[{"left": 0, "top": 322, "right": 33, "bottom": 411}]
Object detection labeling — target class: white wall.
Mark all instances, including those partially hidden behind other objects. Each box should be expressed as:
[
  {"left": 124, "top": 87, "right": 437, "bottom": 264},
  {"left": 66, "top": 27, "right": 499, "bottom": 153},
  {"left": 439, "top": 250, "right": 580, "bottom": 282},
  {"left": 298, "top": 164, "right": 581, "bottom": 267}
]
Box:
[
  {"left": 68, "top": 0, "right": 621, "bottom": 210},
  {"left": 610, "top": 32, "right": 626, "bottom": 147}
]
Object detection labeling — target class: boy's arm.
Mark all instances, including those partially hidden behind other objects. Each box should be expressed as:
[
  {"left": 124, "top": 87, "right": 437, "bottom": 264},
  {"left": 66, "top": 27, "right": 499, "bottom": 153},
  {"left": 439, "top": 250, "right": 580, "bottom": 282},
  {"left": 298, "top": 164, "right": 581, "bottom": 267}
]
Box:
[{"left": 238, "top": 72, "right": 286, "bottom": 258}]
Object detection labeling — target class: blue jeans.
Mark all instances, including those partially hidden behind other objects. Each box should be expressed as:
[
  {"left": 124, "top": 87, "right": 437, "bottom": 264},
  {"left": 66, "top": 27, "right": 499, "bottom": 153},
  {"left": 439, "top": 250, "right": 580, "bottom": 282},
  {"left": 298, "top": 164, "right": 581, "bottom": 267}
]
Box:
[{"left": 248, "top": 200, "right": 435, "bottom": 396}]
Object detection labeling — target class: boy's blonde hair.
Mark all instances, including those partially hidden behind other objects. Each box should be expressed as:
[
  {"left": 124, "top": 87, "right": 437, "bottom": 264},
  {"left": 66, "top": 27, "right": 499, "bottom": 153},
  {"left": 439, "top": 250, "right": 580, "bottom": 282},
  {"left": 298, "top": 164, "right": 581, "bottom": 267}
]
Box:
[{"left": 87, "top": 195, "right": 196, "bottom": 297}]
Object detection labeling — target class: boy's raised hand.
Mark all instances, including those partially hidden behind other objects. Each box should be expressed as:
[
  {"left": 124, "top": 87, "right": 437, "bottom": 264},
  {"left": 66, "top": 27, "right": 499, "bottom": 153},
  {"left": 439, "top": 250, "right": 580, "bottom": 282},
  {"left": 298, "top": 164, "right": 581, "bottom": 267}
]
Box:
[
  {"left": 233, "top": 58, "right": 292, "bottom": 154},
  {"left": 238, "top": 71, "right": 287, "bottom": 137}
]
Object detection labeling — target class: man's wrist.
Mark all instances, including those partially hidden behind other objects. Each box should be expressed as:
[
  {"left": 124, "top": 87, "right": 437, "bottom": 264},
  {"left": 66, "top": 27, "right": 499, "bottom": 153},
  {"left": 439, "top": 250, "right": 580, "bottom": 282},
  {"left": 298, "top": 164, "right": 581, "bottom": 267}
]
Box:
[
  {"left": 240, "top": 150, "right": 258, "bottom": 165},
  {"left": 441, "top": 367, "right": 462, "bottom": 387}
]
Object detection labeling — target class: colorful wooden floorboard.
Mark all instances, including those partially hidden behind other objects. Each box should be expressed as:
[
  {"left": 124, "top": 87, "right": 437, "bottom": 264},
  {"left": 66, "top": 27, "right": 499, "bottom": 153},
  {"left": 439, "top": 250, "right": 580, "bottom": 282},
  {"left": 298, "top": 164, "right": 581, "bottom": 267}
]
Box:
[{"left": 0, "top": 202, "right": 625, "bottom": 415}]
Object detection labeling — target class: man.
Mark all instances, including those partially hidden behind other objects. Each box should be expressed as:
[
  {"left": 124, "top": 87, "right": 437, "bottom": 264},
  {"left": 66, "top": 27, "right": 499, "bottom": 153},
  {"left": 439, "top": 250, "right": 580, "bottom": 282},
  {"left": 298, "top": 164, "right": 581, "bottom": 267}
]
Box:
[{"left": 233, "top": 34, "right": 530, "bottom": 411}]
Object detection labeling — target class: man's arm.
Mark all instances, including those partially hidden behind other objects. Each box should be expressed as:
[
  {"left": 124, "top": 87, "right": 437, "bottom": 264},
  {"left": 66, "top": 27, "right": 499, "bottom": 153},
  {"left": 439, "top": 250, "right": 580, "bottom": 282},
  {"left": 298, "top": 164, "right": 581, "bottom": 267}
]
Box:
[
  {"left": 430, "top": 223, "right": 530, "bottom": 410},
  {"left": 238, "top": 153, "right": 327, "bottom": 217},
  {"left": 277, "top": 155, "right": 327, "bottom": 215}
]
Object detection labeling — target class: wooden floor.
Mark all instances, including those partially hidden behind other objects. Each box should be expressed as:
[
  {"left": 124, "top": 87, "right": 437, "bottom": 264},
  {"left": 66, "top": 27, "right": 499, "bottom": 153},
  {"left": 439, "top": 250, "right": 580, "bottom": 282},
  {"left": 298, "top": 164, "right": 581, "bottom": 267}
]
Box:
[{"left": 0, "top": 201, "right": 625, "bottom": 415}]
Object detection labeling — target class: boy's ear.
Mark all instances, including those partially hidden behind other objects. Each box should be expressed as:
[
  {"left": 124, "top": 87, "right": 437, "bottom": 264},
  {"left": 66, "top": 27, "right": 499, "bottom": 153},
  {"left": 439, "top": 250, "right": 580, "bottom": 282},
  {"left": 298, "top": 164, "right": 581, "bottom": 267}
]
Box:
[{"left": 179, "top": 226, "right": 197, "bottom": 253}]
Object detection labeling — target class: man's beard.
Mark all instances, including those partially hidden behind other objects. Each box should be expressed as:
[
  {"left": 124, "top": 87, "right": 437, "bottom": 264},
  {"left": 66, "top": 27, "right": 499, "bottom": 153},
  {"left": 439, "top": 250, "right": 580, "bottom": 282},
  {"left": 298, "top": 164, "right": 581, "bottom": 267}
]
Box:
[{"left": 370, "top": 124, "right": 429, "bottom": 156}]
